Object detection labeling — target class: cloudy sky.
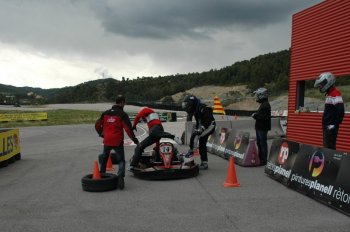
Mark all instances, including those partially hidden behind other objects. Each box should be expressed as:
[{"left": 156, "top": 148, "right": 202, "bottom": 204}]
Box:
[{"left": 0, "top": 0, "right": 322, "bottom": 89}]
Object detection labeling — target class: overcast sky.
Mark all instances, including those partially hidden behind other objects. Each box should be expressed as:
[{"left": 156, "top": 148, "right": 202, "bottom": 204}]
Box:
[{"left": 0, "top": 0, "right": 323, "bottom": 89}]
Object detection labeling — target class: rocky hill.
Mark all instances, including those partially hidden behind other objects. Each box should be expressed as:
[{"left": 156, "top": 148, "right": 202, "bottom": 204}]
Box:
[{"left": 168, "top": 85, "right": 329, "bottom": 111}]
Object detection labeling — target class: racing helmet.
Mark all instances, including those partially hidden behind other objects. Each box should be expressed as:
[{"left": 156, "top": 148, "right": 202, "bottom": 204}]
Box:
[
  {"left": 182, "top": 95, "right": 198, "bottom": 114},
  {"left": 253, "top": 87, "right": 268, "bottom": 102},
  {"left": 314, "top": 72, "right": 336, "bottom": 93}
]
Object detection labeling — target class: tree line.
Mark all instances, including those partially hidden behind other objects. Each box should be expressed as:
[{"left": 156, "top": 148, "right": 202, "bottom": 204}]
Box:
[{"left": 1, "top": 49, "right": 292, "bottom": 105}]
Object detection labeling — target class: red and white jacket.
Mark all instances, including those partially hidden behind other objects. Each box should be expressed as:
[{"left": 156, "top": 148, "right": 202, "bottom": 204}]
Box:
[
  {"left": 133, "top": 107, "right": 162, "bottom": 129},
  {"left": 95, "top": 105, "right": 137, "bottom": 146},
  {"left": 323, "top": 87, "right": 345, "bottom": 129}
]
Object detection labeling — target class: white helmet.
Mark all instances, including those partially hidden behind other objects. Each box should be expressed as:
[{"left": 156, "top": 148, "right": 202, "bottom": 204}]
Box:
[
  {"left": 314, "top": 72, "right": 335, "bottom": 93},
  {"left": 253, "top": 87, "right": 268, "bottom": 102}
]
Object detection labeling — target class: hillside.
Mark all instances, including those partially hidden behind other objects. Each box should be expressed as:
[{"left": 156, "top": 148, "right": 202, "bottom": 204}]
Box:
[{"left": 170, "top": 85, "right": 332, "bottom": 111}]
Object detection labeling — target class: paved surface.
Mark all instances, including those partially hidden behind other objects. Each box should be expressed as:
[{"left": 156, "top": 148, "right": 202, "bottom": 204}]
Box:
[{"left": 0, "top": 120, "right": 349, "bottom": 232}]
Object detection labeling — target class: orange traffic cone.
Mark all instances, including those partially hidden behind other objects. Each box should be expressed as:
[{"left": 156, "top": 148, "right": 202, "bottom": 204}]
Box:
[
  {"left": 106, "top": 153, "right": 115, "bottom": 171},
  {"left": 224, "top": 156, "right": 240, "bottom": 187},
  {"left": 213, "top": 96, "right": 226, "bottom": 115},
  {"left": 92, "top": 160, "right": 101, "bottom": 180}
]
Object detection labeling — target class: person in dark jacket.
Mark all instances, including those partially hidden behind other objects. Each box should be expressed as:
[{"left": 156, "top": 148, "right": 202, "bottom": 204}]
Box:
[
  {"left": 182, "top": 95, "right": 216, "bottom": 170},
  {"left": 314, "top": 72, "right": 345, "bottom": 150},
  {"left": 95, "top": 95, "right": 139, "bottom": 189},
  {"left": 129, "top": 107, "right": 181, "bottom": 169},
  {"left": 252, "top": 88, "right": 271, "bottom": 166}
]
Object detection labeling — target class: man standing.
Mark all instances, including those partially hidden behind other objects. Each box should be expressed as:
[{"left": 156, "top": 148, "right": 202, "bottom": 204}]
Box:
[
  {"left": 95, "top": 95, "right": 139, "bottom": 189},
  {"left": 182, "top": 95, "right": 216, "bottom": 170},
  {"left": 252, "top": 88, "right": 271, "bottom": 166},
  {"left": 314, "top": 72, "right": 345, "bottom": 150}
]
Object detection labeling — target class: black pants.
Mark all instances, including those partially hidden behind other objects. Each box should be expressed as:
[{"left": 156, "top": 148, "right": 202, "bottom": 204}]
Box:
[
  {"left": 256, "top": 130, "right": 268, "bottom": 165},
  {"left": 189, "top": 127, "right": 215, "bottom": 162},
  {"left": 100, "top": 146, "right": 125, "bottom": 176},
  {"left": 323, "top": 127, "right": 339, "bottom": 150},
  {"left": 131, "top": 125, "right": 175, "bottom": 166}
]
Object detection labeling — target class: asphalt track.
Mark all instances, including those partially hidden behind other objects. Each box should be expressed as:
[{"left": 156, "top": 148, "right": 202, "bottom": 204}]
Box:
[{"left": 0, "top": 107, "right": 349, "bottom": 231}]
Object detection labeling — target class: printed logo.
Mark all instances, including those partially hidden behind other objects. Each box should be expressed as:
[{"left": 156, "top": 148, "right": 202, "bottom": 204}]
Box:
[
  {"left": 220, "top": 128, "right": 226, "bottom": 144},
  {"left": 308, "top": 151, "right": 325, "bottom": 177},
  {"left": 106, "top": 117, "right": 116, "bottom": 123},
  {"left": 278, "top": 142, "right": 289, "bottom": 165},
  {"left": 233, "top": 133, "right": 242, "bottom": 150}
]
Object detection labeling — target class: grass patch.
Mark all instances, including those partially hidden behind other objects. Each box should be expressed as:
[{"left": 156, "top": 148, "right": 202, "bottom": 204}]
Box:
[{"left": 0, "top": 109, "right": 101, "bottom": 128}]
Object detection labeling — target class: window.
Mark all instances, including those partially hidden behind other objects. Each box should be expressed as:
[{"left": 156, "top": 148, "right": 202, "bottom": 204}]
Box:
[{"left": 296, "top": 75, "right": 350, "bottom": 113}]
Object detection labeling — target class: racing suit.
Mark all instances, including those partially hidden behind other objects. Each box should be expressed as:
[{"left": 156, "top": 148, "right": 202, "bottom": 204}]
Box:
[
  {"left": 188, "top": 103, "right": 216, "bottom": 163},
  {"left": 95, "top": 105, "right": 138, "bottom": 176},
  {"left": 130, "top": 107, "right": 176, "bottom": 167},
  {"left": 322, "top": 87, "right": 345, "bottom": 149}
]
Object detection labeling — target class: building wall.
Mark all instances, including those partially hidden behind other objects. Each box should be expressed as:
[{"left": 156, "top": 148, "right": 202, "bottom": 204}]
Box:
[{"left": 287, "top": 0, "right": 350, "bottom": 151}]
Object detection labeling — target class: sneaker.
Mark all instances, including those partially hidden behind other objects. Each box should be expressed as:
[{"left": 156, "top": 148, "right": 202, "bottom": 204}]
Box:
[
  {"left": 174, "top": 136, "right": 182, "bottom": 144},
  {"left": 199, "top": 162, "right": 208, "bottom": 170},
  {"left": 118, "top": 175, "right": 125, "bottom": 190}
]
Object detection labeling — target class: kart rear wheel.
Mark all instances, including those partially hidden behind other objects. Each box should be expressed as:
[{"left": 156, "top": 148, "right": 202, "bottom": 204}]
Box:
[{"left": 81, "top": 173, "right": 118, "bottom": 192}]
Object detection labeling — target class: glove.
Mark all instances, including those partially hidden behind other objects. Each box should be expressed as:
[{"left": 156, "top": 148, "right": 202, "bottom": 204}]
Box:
[
  {"left": 251, "top": 113, "right": 256, "bottom": 119},
  {"left": 132, "top": 125, "right": 137, "bottom": 131},
  {"left": 327, "top": 125, "right": 335, "bottom": 130},
  {"left": 195, "top": 126, "right": 205, "bottom": 135},
  {"left": 133, "top": 138, "right": 139, "bottom": 144}
]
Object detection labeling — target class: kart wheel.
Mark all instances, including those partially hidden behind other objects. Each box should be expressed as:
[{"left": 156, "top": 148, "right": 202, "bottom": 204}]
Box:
[{"left": 81, "top": 173, "right": 118, "bottom": 192}]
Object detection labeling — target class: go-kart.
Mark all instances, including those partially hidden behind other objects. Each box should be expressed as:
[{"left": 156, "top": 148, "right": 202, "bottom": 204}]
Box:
[{"left": 129, "top": 139, "right": 199, "bottom": 180}]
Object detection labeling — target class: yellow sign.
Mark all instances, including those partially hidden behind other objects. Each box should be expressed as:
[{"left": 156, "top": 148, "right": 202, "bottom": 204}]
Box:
[
  {"left": 0, "top": 128, "right": 21, "bottom": 162},
  {"left": 0, "top": 112, "right": 48, "bottom": 122}
]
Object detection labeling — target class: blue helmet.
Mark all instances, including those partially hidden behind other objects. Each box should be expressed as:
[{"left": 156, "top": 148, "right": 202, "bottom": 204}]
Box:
[{"left": 182, "top": 95, "right": 199, "bottom": 114}]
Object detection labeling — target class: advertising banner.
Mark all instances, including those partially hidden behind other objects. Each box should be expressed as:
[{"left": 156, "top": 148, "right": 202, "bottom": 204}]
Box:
[
  {"left": 0, "top": 128, "right": 21, "bottom": 162},
  {"left": 206, "top": 126, "right": 219, "bottom": 153},
  {"left": 211, "top": 127, "right": 230, "bottom": 159},
  {"left": 289, "top": 145, "right": 346, "bottom": 214},
  {"left": 212, "top": 127, "right": 231, "bottom": 158},
  {"left": 0, "top": 112, "right": 47, "bottom": 122},
  {"left": 225, "top": 131, "right": 250, "bottom": 165},
  {"left": 265, "top": 139, "right": 300, "bottom": 185},
  {"left": 332, "top": 153, "right": 350, "bottom": 216}
]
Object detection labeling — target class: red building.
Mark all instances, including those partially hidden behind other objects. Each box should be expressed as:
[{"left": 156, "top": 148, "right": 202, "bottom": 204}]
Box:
[{"left": 287, "top": 0, "right": 350, "bottom": 151}]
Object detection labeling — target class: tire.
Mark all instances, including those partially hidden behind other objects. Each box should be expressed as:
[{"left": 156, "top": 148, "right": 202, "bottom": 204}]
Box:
[{"left": 81, "top": 173, "right": 118, "bottom": 192}]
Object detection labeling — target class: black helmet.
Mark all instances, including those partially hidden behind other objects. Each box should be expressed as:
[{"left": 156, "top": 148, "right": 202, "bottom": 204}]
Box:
[
  {"left": 182, "top": 95, "right": 198, "bottom": 114},
  {"left": 115, "top": 95, "right": 126, "bottom": 104}
]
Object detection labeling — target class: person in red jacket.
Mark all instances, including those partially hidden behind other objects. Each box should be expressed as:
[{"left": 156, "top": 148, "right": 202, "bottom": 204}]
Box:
[
  {"left": 129, "top": 107, "right": 180, "bottom": 169},
  {"left": 95, "top": 95, "right": 139, "bottom": 189},
  {"left": 314, "top": 72, "right": 345, "bottom": 150}
]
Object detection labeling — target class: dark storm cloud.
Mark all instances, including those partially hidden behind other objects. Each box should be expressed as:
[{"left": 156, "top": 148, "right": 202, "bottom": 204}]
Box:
[{"left": 90, "top": 0, "right": 320, "bottom": 39}]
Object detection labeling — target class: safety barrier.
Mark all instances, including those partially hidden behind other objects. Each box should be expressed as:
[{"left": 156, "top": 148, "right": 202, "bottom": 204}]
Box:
[
  {"left": 185, "top": 118, "right": 285, "bottom": 166},
  {"left": 0, "top": 128, "right": 21, "bottom": 167},
  {"left": 265, "top": 138, "right": 350, "bottom": 217}
]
